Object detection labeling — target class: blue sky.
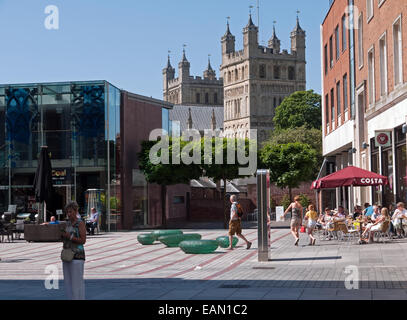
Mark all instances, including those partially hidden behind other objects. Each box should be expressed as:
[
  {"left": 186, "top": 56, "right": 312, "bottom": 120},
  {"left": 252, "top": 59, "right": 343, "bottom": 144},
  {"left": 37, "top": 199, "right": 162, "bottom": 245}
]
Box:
[{"left": 0, "top": 0, "right": 330, "bottom": 99}]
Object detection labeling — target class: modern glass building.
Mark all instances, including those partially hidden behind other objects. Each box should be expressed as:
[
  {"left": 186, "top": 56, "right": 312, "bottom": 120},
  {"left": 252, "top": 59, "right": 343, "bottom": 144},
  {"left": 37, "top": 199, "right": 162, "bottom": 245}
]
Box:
[{"left": 0, "top": 81, "right": 121, "bottom": 231}]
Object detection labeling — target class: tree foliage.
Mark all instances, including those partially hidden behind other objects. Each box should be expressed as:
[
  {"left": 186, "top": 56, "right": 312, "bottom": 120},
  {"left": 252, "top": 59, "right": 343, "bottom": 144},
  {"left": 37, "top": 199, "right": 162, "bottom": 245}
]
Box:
[
  {"left": 260, "top": 142, "right": 317, "bottom": 200},
  {"left": 273, "top": 90, "right": 322, "bottom": 130},
  {"left": 263, "top": 125, "right": 323, "bottom": 175}
]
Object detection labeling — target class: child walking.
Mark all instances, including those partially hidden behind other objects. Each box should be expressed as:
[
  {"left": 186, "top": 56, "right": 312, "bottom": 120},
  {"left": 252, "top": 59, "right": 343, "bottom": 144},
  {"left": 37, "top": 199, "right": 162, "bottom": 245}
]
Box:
[{"left": 305, "top": 204, "right": 318, "bottom": 246}]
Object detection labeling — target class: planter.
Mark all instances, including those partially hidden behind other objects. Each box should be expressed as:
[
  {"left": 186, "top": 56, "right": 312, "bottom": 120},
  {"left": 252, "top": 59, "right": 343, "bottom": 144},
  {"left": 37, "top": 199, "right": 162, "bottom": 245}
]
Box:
[
  {"left": 179, "top": 240, "right": 219, "bottom": 254},
  {"left": 137, "top": 233, "right": 155, "bottom": 245},
  {"left": 151, "top": 229, "right": 183, "bottom": 240},
  {"left": 216, "top": 236, "right": 239, "bottom": 248},
  {"left": 158, "top": 234, "right": 202, "bottom": 247}
]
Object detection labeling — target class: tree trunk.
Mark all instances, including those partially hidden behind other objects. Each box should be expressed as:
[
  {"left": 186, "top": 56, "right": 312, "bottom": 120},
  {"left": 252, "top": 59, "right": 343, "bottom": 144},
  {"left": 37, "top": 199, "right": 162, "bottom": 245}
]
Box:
[
  {"left": 161, "top": 184, "right": 167, "bottom": 228},
  {"left": 289, "top": 187, "right": 293, "bottom": 203},
  {"left": 223, "top": 178, "right": 228, "bottom": 229}
]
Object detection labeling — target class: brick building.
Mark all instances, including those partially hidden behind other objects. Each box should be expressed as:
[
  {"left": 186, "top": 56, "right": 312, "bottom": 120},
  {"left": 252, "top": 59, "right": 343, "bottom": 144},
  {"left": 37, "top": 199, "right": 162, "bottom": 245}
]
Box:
[{"left": 321, "top": 0, "right": 407, "bottom": 211}]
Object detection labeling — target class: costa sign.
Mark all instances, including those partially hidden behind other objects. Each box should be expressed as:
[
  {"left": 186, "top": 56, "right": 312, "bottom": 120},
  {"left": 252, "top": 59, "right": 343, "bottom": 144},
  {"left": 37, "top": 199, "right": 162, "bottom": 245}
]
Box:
[
  {"left": 360, "top": 178, "right": 383, "bottom": 185},
  {"left": 375, "top": 131, "right": 391, "bottom": 148}
]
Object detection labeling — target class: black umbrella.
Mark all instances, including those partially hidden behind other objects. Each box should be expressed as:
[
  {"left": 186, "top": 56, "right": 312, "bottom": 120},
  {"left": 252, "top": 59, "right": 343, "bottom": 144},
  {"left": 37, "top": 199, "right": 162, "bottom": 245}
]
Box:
[{"left": 33, "top": 146, "right": 54, "bottom": 223}]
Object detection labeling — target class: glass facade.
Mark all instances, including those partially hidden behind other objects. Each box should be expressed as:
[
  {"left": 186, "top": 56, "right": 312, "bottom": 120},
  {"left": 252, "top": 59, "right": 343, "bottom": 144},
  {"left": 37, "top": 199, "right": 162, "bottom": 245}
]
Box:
[{"left": 0, "top": 81, "right": 121, "bottom": 231}]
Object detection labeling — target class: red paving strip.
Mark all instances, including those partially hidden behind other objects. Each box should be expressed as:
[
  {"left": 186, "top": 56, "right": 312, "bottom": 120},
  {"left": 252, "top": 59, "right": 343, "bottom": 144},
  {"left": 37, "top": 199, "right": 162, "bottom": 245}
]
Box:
[
  {"left": 164, "top": 230, "right": 266, "bottom": 279},
  {"left": 107, "top": 232, "right": 219, "bottom": 272},
  {"left": 31, "top": 238, "right": 141, "bottom": 264},
  {"left": 1, "top": 236, "right": 120, "bottom": 259},
  {"left": 203, "top": 232, "right": 291, "bottom": 281}
]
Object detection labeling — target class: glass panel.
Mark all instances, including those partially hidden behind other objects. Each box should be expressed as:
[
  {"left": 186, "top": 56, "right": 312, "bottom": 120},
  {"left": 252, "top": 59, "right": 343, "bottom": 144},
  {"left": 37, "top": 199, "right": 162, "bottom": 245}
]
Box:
[
  {"left": 382, "top": 149, "right": 394, "bottom": 207},
  {"left": 132, "top": 169, "right": 148, "bottom": 227}
]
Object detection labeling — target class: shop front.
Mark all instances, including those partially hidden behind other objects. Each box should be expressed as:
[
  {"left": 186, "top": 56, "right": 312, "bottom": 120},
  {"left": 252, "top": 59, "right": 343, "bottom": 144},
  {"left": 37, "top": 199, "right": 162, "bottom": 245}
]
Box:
[{"left": 0, "top": 81, "right": 121, "bottom": 231}]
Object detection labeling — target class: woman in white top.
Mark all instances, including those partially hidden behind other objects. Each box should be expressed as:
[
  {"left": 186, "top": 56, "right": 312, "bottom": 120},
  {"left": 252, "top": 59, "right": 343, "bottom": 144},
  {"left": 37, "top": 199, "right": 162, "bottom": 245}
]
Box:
[
  {"left": 392, "top": 202, "right": 407, "bottom": 238},
  {"left": 362, "top": 207, "right": 390, "bottom": 243}
]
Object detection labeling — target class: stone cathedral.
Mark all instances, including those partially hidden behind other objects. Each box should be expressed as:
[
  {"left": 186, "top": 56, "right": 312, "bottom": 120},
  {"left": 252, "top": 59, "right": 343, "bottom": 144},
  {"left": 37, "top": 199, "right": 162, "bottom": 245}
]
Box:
[
  {"left": 221, "top": 15, "right": 306, "bottom": 143},
  {"left": 163, "top": 13, "right": 306, "bottom": 144}
]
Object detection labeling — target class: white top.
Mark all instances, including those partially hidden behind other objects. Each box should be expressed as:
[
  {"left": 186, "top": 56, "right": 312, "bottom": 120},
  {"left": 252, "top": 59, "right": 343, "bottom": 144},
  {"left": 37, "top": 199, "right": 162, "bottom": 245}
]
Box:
[{"left": 230, "top": 202, "right": 239, "bottom": 221}]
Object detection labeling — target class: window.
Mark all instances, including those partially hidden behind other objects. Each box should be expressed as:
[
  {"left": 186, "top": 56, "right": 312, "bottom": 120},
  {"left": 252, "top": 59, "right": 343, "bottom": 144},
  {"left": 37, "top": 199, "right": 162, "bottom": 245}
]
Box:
[
  {"left": 288, "top": 67, "right": 295, "bottom": 80},
  {"left": 366, "top": 0, "right": 373, "bottom": 22},
  {"left": 358, "top": 14, "right": 364, "bottom": 68},
  {"left": 214, "top": 93, "right": 218, "bottom": 104},
  {"left": 335, "top": 25, "right": 340, "bottom": 60},
  {"left": 205, "top": 92, "right": 209, "bottom": 104},
  {"left": 343, "top": 73, "right": 348, "bottom": 113},
  {"left": 336, "top": 81, "right": 341, "bottom": 119},
  {"left": 342, "top": 15, "right": 347, "bottom": 51},
  {"left": 241, "top": 66, "right": 245, "bottom": 80},
  {"left": 367, "top": 47, "right": 375, "bottom": 105},
  {"left": 259, "top": 64, "right": 266, "bottom": 79},
  {"left": 329, "top": 36, "right": 334, "bottom": 68},
  {"left": 173, "top": 196, "right": 185, "bottom": 204},
  {"left": 330, "top": 88, "right": 335, "bottom": 124},
  {"left": 228, "top": 72, "right": 231, "bottom": 83},
  {"left": 274, "top": 66, "right": 280, "bottom": 79},
  {"left": 279, "top": 97, "right": 282, "bottom": 105},
  {"left": 235, "top": 69, "right": 239, "bottom": 81},
  {"left": 379, "top": 34, "right": 387, "bottom": 96},
  {"left": 196, "top": 93, "right": 201, "bottom": 104},
  {"left": 324, "top": 44, "right": 328, "bottom": 74},
  {"left": 325, "top": 94, "right": 329, "bottom": 125},
  {"left": 393, "top": 17, "right": 403, "bottom": 86},
  {"left": 273, "top": 97, "right": 277, "bottom": 108}
]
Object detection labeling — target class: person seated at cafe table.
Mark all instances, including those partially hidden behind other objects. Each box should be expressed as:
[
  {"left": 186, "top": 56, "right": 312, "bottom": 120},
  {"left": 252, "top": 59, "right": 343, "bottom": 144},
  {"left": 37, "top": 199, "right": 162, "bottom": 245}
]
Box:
[
  {"left": 371, "top": 205, "right": 381, "bottom": 222},
  {"left": 41, "top": 216, "right": 60, "bottom": 225},
  {"left": 363, "top": 203, "right": 374, "bottom": 218},
  {"left": 334, "top": 206, "right": 346, "bottom": 222},
  {"left": 361, "top": 207, "right": 390, "bottom": 243},
  {"left": 353, "top": 205, "right": 363, "bottom": 219},
  {"left": 392, "top": 202, "right": 407, "bottom": 238}
]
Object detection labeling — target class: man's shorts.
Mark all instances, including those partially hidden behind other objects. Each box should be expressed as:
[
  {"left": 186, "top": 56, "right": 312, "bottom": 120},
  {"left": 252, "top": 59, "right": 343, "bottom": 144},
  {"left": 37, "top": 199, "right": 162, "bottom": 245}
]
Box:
[{"left": 229, "top": 219, "right": 242, "bottom": 236}]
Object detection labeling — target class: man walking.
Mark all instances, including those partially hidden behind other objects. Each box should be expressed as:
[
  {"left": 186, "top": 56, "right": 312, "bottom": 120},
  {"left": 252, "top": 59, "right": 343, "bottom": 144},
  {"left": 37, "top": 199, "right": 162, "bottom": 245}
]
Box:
[{"left": 227, "top": 195, "right": 252, "bottom": 250}]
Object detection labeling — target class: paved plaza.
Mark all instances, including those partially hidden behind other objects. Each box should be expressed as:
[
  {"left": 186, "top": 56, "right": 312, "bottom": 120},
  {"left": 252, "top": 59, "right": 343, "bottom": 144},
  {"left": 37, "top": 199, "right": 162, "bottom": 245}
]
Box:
[{"left": 1, "top": 225, "right": 407, "bottom": 300}]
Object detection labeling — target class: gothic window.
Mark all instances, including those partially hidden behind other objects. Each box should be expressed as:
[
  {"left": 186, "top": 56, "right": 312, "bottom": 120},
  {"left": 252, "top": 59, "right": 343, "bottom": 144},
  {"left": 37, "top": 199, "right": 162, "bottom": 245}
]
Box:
[
  {"left": 196, "top": 93, "right": 201, "bottom": 104},
  {"left": 235, "top": 69, "right": 239, "bottom": 81},
  {"left": 205, "top": 93, "right": 209, "bottom": 104},
  {"left": 259, "top": 64, "right": 266, "bottom": 79},
  {"left": 288, "top": 67, "right": 295, "bottom": 80},
  {"left": 279, "top": 97, "right": 282, "bottom": 105},
  {"left": 214, "top": 93, "right": 218, "bottom": 104},
  {"left": 274, "top": 66, "right": 280, "bottom": 79},
  {"left": 273, "top": 97, "right": 277, "bottom": 108},
  {"left": 241, "top": 66, "right": 245, "bottom": 80},
  {"left": 228, "top": 72, "right": 232, "bottom": 83}
]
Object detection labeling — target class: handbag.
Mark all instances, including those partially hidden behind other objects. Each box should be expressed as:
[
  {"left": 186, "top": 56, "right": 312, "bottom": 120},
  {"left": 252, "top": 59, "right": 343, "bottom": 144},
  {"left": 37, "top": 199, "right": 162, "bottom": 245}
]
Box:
[
  {"left": 61, "top": 247, "right": 75, "bottom": 262},
  {"left": 300, "top": 226, "right": 306, "bottom": 233}
]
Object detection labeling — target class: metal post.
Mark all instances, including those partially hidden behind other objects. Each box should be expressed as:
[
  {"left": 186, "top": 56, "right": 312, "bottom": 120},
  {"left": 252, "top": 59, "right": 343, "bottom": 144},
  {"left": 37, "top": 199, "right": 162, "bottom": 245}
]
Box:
[{"left": 257, "top": 169, "right": 270, "bottom": 262}]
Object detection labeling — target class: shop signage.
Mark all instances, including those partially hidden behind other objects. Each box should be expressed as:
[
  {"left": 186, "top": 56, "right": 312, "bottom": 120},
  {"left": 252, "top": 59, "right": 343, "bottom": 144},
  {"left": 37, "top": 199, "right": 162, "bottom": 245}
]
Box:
[
  {"left": 359, "top": 178, "right": 384, "bottom": 185},
  {"left": 52, "top": 168, "right": 71, "bottom": 185},
  {"left": 375, "top": 131, "right": 392, "bottom": 148}
]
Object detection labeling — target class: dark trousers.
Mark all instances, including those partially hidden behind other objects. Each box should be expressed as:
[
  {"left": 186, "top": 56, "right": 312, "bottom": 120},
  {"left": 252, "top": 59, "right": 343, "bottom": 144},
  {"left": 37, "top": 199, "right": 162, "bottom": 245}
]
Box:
[{"left": 86, "top": 222, "right": 97, "bottom": 234}]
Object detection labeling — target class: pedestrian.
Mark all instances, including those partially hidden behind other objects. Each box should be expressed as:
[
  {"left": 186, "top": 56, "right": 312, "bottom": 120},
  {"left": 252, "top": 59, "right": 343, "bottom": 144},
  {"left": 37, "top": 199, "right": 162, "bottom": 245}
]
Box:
[
  {"left": 283, "top": 195, "right": 303, "bottom": 246},
  {"left": 61, "top": 201, "right": 86, "bottom": 300},
  {"left": 304, "top": 204, "right": 318, "bottom": 245},
  {"left": 227, "top": 195, "right": 252, "bottom": 250}
]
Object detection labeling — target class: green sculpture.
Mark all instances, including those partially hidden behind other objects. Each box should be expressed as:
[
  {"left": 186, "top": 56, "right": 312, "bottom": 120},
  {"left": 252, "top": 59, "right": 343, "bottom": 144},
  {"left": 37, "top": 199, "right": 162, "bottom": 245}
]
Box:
[
  {"left": 216, "top": 236, "right": 239, "bottom": 248},
  {"left": 158, "top": 234, "right": 202, "bottom": 247},
  {"left": 151, "top": 230, "right": 183, "bottom": 240},
  {"left": 137, "top": 233, "right": 155, "bottom": 245},
  {"left": 179, "top": 240, "right": 219, "bottom": 254}
]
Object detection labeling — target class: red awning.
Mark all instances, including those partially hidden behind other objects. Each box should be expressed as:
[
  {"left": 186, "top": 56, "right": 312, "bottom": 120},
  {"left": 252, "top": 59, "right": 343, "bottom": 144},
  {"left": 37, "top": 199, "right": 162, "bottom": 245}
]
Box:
[{"left": 311, "top": 166, "right": 388, "bottom": 190}]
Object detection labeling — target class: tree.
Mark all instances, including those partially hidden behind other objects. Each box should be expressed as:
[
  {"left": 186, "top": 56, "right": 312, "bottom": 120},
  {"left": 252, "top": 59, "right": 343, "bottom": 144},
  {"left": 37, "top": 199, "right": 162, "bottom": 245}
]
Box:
[
  {"left": 263, "top": 125, "right": 323, "bottom": 175},
  {"left": 201, "top": 137, "right": 255, "bottom": 229},
  {"left": 273, "top": 90, "right": 322, "bottom": 130},
  {"left": 260, "top": 142, "right": 317, "bottom": 202},
  {"left": 138, "top": 138, "right": 203, "bottom": 227}
]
